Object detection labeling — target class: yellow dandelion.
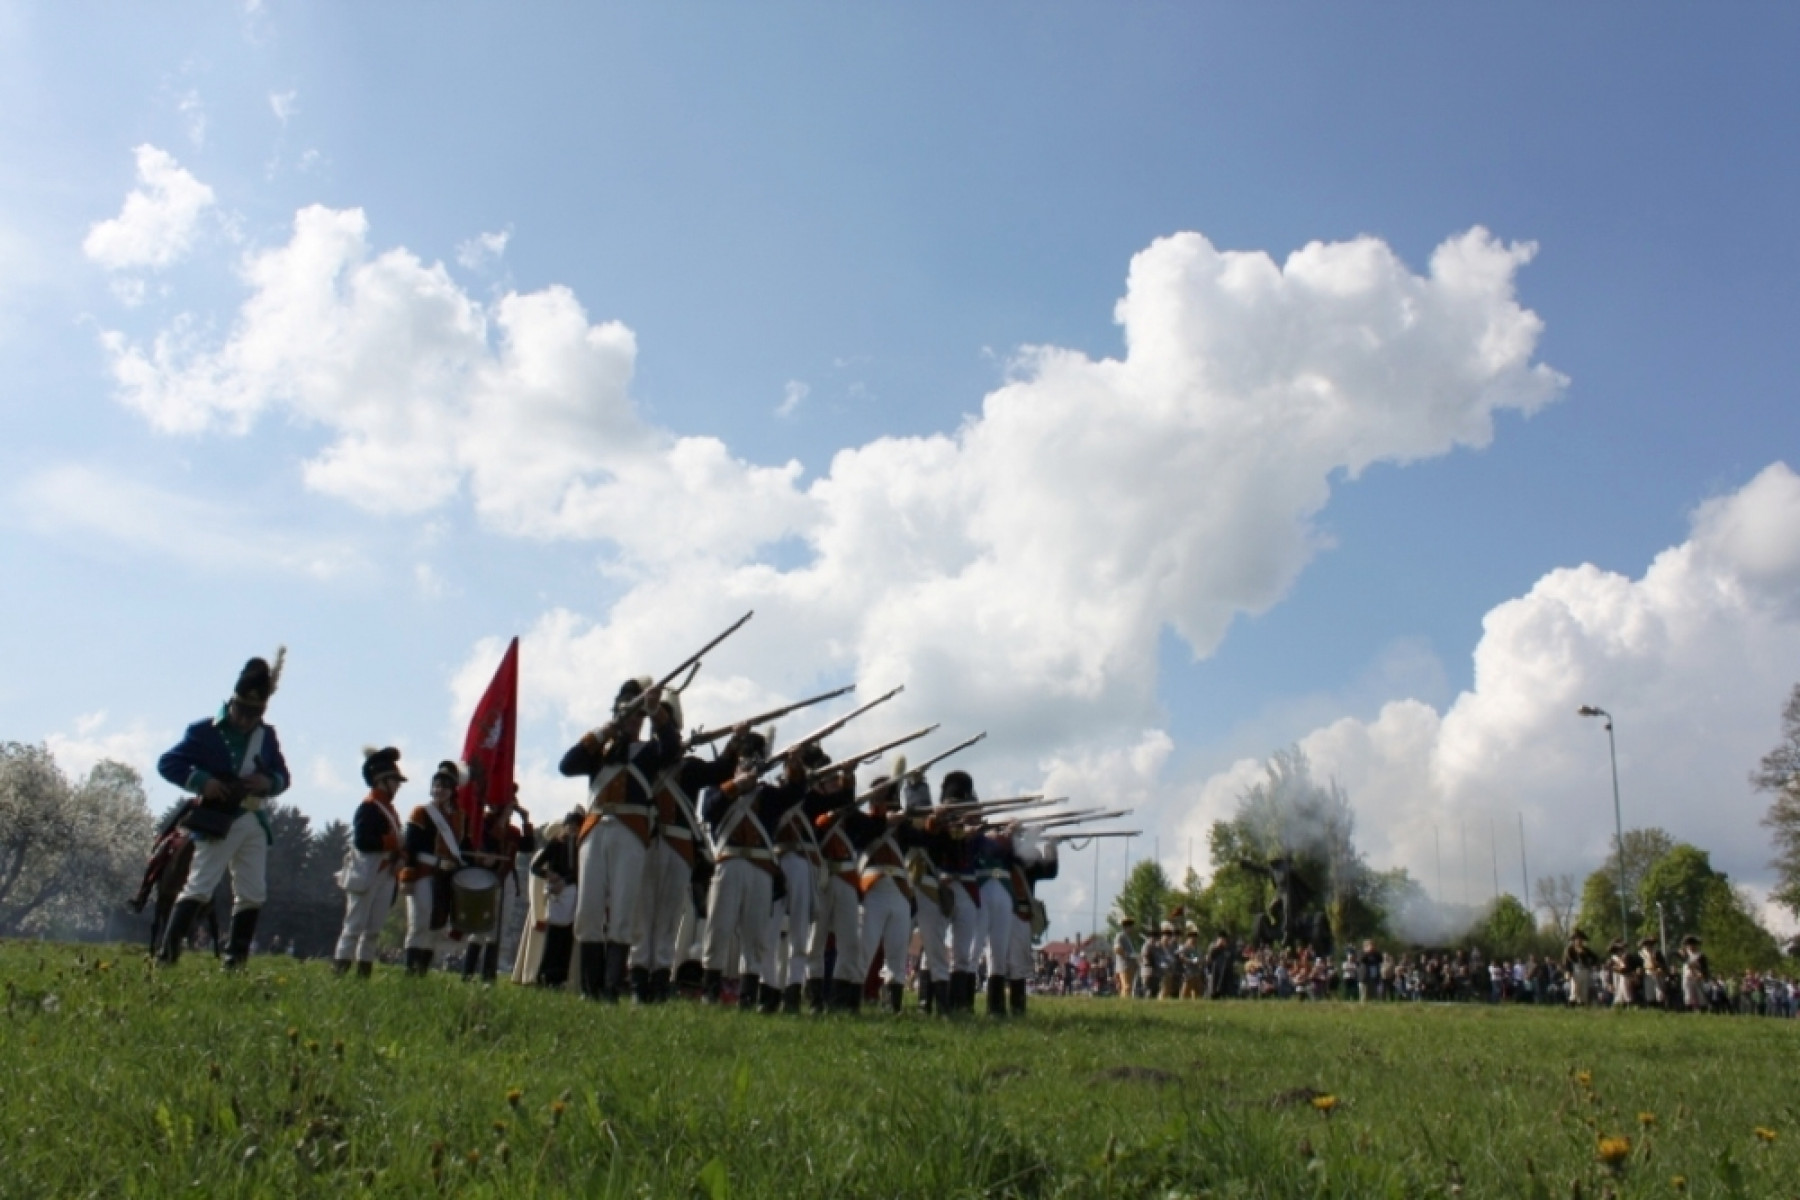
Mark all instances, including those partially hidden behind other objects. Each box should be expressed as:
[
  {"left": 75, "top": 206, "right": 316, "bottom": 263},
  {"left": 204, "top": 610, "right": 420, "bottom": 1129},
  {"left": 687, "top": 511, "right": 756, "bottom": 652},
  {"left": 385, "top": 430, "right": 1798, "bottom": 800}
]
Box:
[
  {"left": 549, "top": 1099, "right": 567, "bottom": 1125},
  {"left": 1638, "top": 1112, "right": 1657, "bottom": 1128},
  {"left": 1311, "top": 1094, "right": 1339, "bottom": 1114},
  {"left": 506, "top": 1087, "right": 523, "bottom": 1108},
  {"left": 98, "top": 961, "right": 111, "bottom": 972},
  {"left": 274, "top": 975, "right": 288, "bottom": 985},
  {"left": 1596, "top": 1135, "right": 1631, "bottom": 1168},
  {"left": 492, "top": 1120, "right": 507, "bottom": 1135},
  {"left": 1575, "top": 1070, "right": 1593, "bottom": 1088},
  {"left": 1671, "top": 1177, "right": 1687, "bottom": 1191},
  {"left": 286, "top": 1026, "right": 300, "bottom": 1045},
  {"left": 465, "top": 1149, "right": 481, "bottom": 1167},
  {"left": 304, "top": 1039, "right": 320, "bottom": 1055},
  {"left": 1754, "top": 1126, "right": 1777, "bottom": 1143}
]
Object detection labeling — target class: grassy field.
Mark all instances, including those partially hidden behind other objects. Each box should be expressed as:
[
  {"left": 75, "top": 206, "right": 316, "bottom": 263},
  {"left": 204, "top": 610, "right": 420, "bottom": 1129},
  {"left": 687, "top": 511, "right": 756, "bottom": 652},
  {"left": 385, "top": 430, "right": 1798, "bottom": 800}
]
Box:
[{"left": 3, "top": 943, "right": 1798, "bottom": 1198}]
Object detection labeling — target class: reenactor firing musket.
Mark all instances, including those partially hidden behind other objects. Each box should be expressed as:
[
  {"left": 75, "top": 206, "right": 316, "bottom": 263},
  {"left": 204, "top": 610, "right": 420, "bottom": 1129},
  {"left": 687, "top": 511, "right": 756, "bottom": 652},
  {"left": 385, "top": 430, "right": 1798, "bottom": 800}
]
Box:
[
  {"left": 810, "top": 725, "right": 940, "bottom": 783},
  {"left": 852, "top": 731, "right": 986, "bottom": 805},
  {"left": 935, "top": 793, "right": 1048, "bottom": 814},
  {"left": 614, "top": 610, "right": 755, "bottom": 722},
  {"left": 684, "top": 683, "right": 857, "bottom": 750},
  {"left": 1012, "top": 807, "right": 1131, "bottom": 831},
  {"left": 756, "top": 685, "right": 905, "bottom": 775}
]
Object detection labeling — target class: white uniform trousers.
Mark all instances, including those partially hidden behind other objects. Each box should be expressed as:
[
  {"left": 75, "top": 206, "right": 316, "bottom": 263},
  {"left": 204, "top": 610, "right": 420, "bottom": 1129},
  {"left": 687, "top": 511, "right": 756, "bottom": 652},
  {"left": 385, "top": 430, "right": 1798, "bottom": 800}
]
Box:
[
  {"left": 405, "top": 874, "right": 449, "bottom": 954},
  {"left": 630, "top": 839, "right": 692, "bottom": 971},
  {"left": 513, "top": 872, "right": 550, "bottom": 984},
  {"left": 861, "top": 878, "right": 913, "bottom": 985},
  {"left": 809, "top": 874, "right": 864, "bottom": 983},
  {"left": 1008, "top": 912, "right": 1034, "bottom": 978},
  {"left": 179, "top": 812, "right": 267, "bottom": 916},
  {"left": 775, "top": 852, "right": 815, "bottom": 986},
  {"left": 675, "top": 890, "right": 701, "bottom": 965},
  {"left": 915, "top": 883, "right": 952, "bottom": 981},
  {"left": 703, "top": 857, "right": 772, "bottom": 976},
  {"left": 573, "top": 817, "right": 647, "bottom": 945},
  {"left": 949, "top": 882, "right": 983, "bottom": 973},
  {"left": 334, "top": 871, "right": 396, "bottom": 962},
  {"left": 979, "top": 878, "right": 1014, "bottom": 979}
]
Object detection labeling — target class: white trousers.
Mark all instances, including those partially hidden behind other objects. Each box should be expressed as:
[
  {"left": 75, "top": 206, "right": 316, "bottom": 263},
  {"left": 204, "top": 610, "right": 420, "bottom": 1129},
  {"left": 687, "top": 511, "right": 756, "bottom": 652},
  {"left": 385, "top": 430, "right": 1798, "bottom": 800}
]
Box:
[
  {"left": 574, "top": 818, "right": 647, "bottom": 945},
  {"left": 776, "top": 852, "right": 815, "bottom": 986},
  {"left": 915, "top": 884, "right": 951, "bottom": 979},
  {"left": 949, "top": 882, "right": 982, "bottom": 973},
  {"left": 630, "top": 839, "right": 692, "bottom": 971},
  {"left": 703, "top": 858, "right": 772, "bottom": 977},
  {"left": 179, "top": 813, "right": 267, "bottom": 916},
  {"left": 405, "top": 874, "right": 449, "bottom": 954},
  {"left": 675, "top": 891, "right": 701, "bottom": 965},
  {"left": 809, "top": 874, "right": 864, "bottom": 983},
  {"left": 861, "top": 878, "right": 913, "bottom": 985},
  {"left": 979, "top": 878, "right": 1014, "bottom": 979},
  {"left": 335, "top": 872, "right": 396, "bottom": 962},
  {"left": 1008, "top": 913, "right": 1034, "bottom": 977}
]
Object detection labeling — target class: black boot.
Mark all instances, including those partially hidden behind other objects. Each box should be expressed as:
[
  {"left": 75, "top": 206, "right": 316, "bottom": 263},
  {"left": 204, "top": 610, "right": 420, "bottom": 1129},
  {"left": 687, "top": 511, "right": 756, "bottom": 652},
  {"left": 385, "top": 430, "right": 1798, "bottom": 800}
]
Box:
[
  {"left": 738, "top": 974, "right": 760, "bottom": 1012},
  {"left": 462, "top": 945, "right": 481, "bottom": 981},
  {"left": 947, "top": 970, "right": 971, "bottom": 1014},
  {"left": 223, "top": 908, "right": 260, "bottom": 969},
  {"left": 1009, "top": 978, "right": 1027, "bottom": 1017},
  {"left": 805, "top": 978, "right": 825, "bottom": 1015},
  {"left": 782, "top": 983, "right": 803, "bottom": 1014},
  {"left": 986, "top": 975, "right": 1007, "bottom": 1017},
  {"left": 578, "top": 942, "right": 607, "bottom": 1000},
  {"left": 700, "top": 969, "right": 724, "bottom": 1005},
  {"left": 628, "top": 965, "right": 651, "bottom": 1004},
  {"left": 828, "top": 978, "right": 857, "bottom": 1014},
  {"left": 157, "top": 898, "right": 203, "bottom": 965},
  {"left": 884, "top": 982, "right": 904, "bottom": 1014},
  {"left": 481, "top": 943, "right": 500, "bottom": 984},
  {"left": 333, "top": 958, "right": 352, "bottom": 976},
  {"left": 920, "top": 972, "right": 934, "bottom": 1014},
  {"left": 932, "top": 978, "right": 951, "bottom": 1016},
  {"left": 405, "top": 948, "right": 434, "bottom": 976},
  {"left": 603, "top": 942, "right": 630, "bottom": 1003},
  {"left": 356, "top": 960, "right": 374, "bottom": 979},
  {"left": 649, "top": 967, "right": 673, "bottom": 1003},
  {"left": 759, "top": 982, "right": 782, "bottom": 1014}
]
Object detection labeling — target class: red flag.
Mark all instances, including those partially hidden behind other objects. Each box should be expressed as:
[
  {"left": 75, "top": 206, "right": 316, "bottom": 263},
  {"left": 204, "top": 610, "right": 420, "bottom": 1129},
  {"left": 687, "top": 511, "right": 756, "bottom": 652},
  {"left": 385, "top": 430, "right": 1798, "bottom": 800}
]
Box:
[{"left": 459, "top": 637, "right": 519, "bottom": 850}]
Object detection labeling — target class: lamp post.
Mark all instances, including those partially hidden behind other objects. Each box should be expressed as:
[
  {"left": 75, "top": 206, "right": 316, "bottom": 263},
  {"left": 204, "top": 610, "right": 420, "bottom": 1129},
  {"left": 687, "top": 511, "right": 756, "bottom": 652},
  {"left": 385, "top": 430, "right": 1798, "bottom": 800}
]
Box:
[{"left": 1577, "top": 705, "right": 1630, "bottom": 943}]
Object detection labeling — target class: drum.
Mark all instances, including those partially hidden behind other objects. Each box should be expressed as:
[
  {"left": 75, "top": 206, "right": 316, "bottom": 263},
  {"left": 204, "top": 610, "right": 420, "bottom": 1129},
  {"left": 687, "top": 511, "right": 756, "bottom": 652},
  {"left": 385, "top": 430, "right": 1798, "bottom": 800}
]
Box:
[{"left": 450, "top": 867, "right": 500, "bottom": 936}]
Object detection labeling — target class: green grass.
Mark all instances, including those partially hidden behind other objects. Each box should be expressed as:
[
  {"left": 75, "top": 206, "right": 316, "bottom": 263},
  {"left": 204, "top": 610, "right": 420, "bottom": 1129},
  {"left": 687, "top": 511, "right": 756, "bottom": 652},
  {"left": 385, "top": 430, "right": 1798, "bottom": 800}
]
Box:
[{"left": 3, "top": 943, "right": 1798, "bottom": 1198}]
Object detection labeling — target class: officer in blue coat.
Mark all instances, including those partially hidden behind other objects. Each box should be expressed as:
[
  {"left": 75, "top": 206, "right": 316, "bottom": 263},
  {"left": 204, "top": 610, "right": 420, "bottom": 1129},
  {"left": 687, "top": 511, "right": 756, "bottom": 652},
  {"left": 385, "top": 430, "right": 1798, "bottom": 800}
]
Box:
[{"left": 156, "top": 651, "right": 291, "bottom": 967}]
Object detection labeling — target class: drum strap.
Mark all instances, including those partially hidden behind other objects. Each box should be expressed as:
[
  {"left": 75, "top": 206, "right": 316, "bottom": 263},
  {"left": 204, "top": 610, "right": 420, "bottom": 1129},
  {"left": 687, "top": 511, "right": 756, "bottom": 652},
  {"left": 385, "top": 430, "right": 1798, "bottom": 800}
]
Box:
[{"left": 425, "top": 805, "right": 466, "bottom": 868}]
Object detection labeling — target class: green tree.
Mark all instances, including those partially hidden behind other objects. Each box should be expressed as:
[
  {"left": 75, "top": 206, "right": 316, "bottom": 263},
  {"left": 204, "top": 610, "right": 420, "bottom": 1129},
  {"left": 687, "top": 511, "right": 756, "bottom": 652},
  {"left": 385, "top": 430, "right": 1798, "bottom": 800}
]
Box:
[
  {"left": 1755, "top": 682, "right": 1800, "bottom": 917},
  {"left": 1109, "top": 858, "right": 1172, "bottom": 937},
  {"left": 1474, "top": 893, "right": 1539, "bottom": 959},
  {"left": 1575, "top": 827, "right": 1675, "bottom": 943}
]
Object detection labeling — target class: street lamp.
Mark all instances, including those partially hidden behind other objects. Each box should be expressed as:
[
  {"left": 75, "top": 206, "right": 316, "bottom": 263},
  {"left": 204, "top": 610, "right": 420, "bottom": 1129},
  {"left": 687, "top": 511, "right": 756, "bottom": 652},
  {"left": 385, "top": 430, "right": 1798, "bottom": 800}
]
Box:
[{"left": 1577, "top": 704, "right": 1630, "bottom": 943}]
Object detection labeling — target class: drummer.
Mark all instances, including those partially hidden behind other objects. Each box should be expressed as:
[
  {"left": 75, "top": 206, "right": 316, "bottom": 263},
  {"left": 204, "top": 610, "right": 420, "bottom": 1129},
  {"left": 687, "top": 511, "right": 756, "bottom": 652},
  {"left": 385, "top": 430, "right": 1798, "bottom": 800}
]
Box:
[
  {"left": 400, "top": 760, "right": 473, "bottom": 976},
  {"left": 458, "top": 783, "right": 534, "bottom": 984}
]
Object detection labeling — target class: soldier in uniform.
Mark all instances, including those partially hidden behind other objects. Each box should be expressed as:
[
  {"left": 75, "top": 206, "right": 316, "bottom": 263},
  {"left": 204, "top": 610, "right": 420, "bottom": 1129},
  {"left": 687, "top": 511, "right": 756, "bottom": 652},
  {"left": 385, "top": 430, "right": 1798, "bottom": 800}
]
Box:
[
  {"left": 1680, "top": 935, "right": 1710, "bottom": 1011},
  {"left": 1639, "top": 936, "right": 1669, "bottom": 1009},
  {"left": 400, "top": 760, "right": 471, "bottom": 975},
  {"left": 1005, "top": 832, "right": 1057, "bottom": 1016},
  {"left": 156, "top": 652, "right": 291, "bottom": 968},
  {"left": 332, "top": 746, "right": 406, "bottom": 976},
  {"left": 700, "top": 733, "right": 807, "bottom": 1008},
  {"left": 856, "top": 767, "right": 929, "bottom": 1014},
  {"left": 630, "top": 700, "right": 742, "bottom": 1003},
  {"left": 524, "top": 810, "right": 582, "bottom": 987},
  {"left": 1562, "top": 928, "right": 1600, "bottom": 1006},
  {"left": 937, "top": 771, "right": 985, "bottom": 1013},
  {"left": 808, "top": 762, "right": 872, "bottom": 1013},
  {"left": 460, "top": 785, "right": 534, "bottom": 984},
  {"left": 904, "top": 772, "right": 955, "bottom": 1015},
  {"left": 560, "top": 678, "right": 680, "bottom": 1002}
]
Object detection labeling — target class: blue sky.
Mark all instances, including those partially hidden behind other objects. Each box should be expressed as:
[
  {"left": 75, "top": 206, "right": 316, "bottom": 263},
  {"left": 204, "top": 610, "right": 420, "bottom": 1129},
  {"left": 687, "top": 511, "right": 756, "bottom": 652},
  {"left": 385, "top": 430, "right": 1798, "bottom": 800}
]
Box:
[{"left": 4, "top": 3, "right": 1798, "bottom": 935}]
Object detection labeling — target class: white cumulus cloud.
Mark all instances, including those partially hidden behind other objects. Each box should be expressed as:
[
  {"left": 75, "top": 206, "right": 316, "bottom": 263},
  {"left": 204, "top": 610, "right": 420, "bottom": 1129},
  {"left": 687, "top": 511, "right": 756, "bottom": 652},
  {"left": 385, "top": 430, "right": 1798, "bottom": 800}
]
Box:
[
  {"left": 83, "top": 144, "right": 216, "bottom": 271},
  {"left": 1178, "top": 462, "right": 1800, "bottom": 903}
]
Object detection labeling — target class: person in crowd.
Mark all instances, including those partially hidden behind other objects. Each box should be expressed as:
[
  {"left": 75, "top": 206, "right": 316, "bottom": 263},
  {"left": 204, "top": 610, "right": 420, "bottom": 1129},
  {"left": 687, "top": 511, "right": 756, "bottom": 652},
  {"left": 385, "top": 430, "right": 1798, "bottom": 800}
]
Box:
[{"left": 332, "top": 746, "right": 406, "bottom": 976}]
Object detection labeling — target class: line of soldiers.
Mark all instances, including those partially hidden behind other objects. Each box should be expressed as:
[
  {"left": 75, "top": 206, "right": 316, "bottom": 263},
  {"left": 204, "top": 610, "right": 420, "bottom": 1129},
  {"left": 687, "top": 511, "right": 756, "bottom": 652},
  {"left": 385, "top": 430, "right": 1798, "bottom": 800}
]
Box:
[{"left": 531, "top": 677, "right": 1059, "bottom": 1015}]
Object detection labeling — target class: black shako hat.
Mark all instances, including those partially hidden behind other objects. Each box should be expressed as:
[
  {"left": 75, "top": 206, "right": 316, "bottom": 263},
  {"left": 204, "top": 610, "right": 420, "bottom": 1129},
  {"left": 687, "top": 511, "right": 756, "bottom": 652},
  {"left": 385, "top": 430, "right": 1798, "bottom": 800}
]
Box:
[
  {"left": 362, "top": 746, "right": 405, "bottom": 786},
  {"left": 232, "top": 647, "right": 286, "bottom": 710}
]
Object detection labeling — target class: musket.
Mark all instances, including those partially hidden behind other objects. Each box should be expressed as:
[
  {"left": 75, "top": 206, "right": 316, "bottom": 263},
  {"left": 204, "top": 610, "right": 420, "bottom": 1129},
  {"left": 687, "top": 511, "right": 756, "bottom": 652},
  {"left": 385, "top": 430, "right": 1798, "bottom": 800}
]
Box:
[
  {"left": 685, "top": 683, "right": 857, "bottom": 749},
  {"left": 935, "top": 793, "right": 1047, "bottom": 812},
  {"left": 759, "top": 685, "right": 904, "bottom": 774},
  {"left": 810, "top": 724, "right": 939, "bottom": 783},
  {"left": 1012, "top": 808, "right": 1131, "bottom": 831},
  {"left": 853, "top": 731, "right": 986, "bottom": 805},
  {"left": 616, "top": 610, "right": 755, "bottom": 721},
  {"left": 1046, "top": 829, "right": 1140, "bottom": 841}
]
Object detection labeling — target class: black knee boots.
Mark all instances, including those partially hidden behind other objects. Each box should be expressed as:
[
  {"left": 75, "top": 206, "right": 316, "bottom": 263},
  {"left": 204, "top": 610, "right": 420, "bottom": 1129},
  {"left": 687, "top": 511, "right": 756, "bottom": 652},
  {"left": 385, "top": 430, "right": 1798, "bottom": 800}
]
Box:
[
  {"left": 884, "top": 982, "right": 904, "bottom": 1014},
  {"left": 986, "top": 975, "right": 1007, "bottom": 1017},
  {"left": 805, "top": 977, "right": 825, "bottom": 1015},
  {"left": 603, "top": 942, "right": 630, "bottom": 1002},
  {"left": 333, "top": 958, "right": 352, "bottom": 976},
  {"left": 781, "top": 983, "right": 803, "bottom": 1014},
  {"left": 578, "top": 942, "right": 607, "bottom": 999},
  {"left": 649, "top": 967, "right": 673, "bottom": 1003},
  {"left": 932, "top": 977, "right": 951, "bottom": 1016},
  {"left": 700, "top": 968, "right": 724, "bottom": 1004},
  {"left": 628, "top": 965, "right": 651, "bottom": 1004},
  {"left": 356, "top": 960, "right": 374, "bottom": 979},
  {"left": 405, "top": 948, "right": 435, "bottom": 976},
  {"left": 462, "top": 946, "right": 481, "bottom": 981},
  {"left": 738, "top": 974, "right": 760, "bottom": 1012},
  {"left": 223, "top": 908, "right": 260, "bottom": 969},
  {"left": 157, "top": 898, "right": 203, "bottom": 965},
  {"left": 950, "top": 970, "right": 977, "bottom": 1014},
  {"left": 1008, "top": 978, "right": 1027, "bottom": 1017}
]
